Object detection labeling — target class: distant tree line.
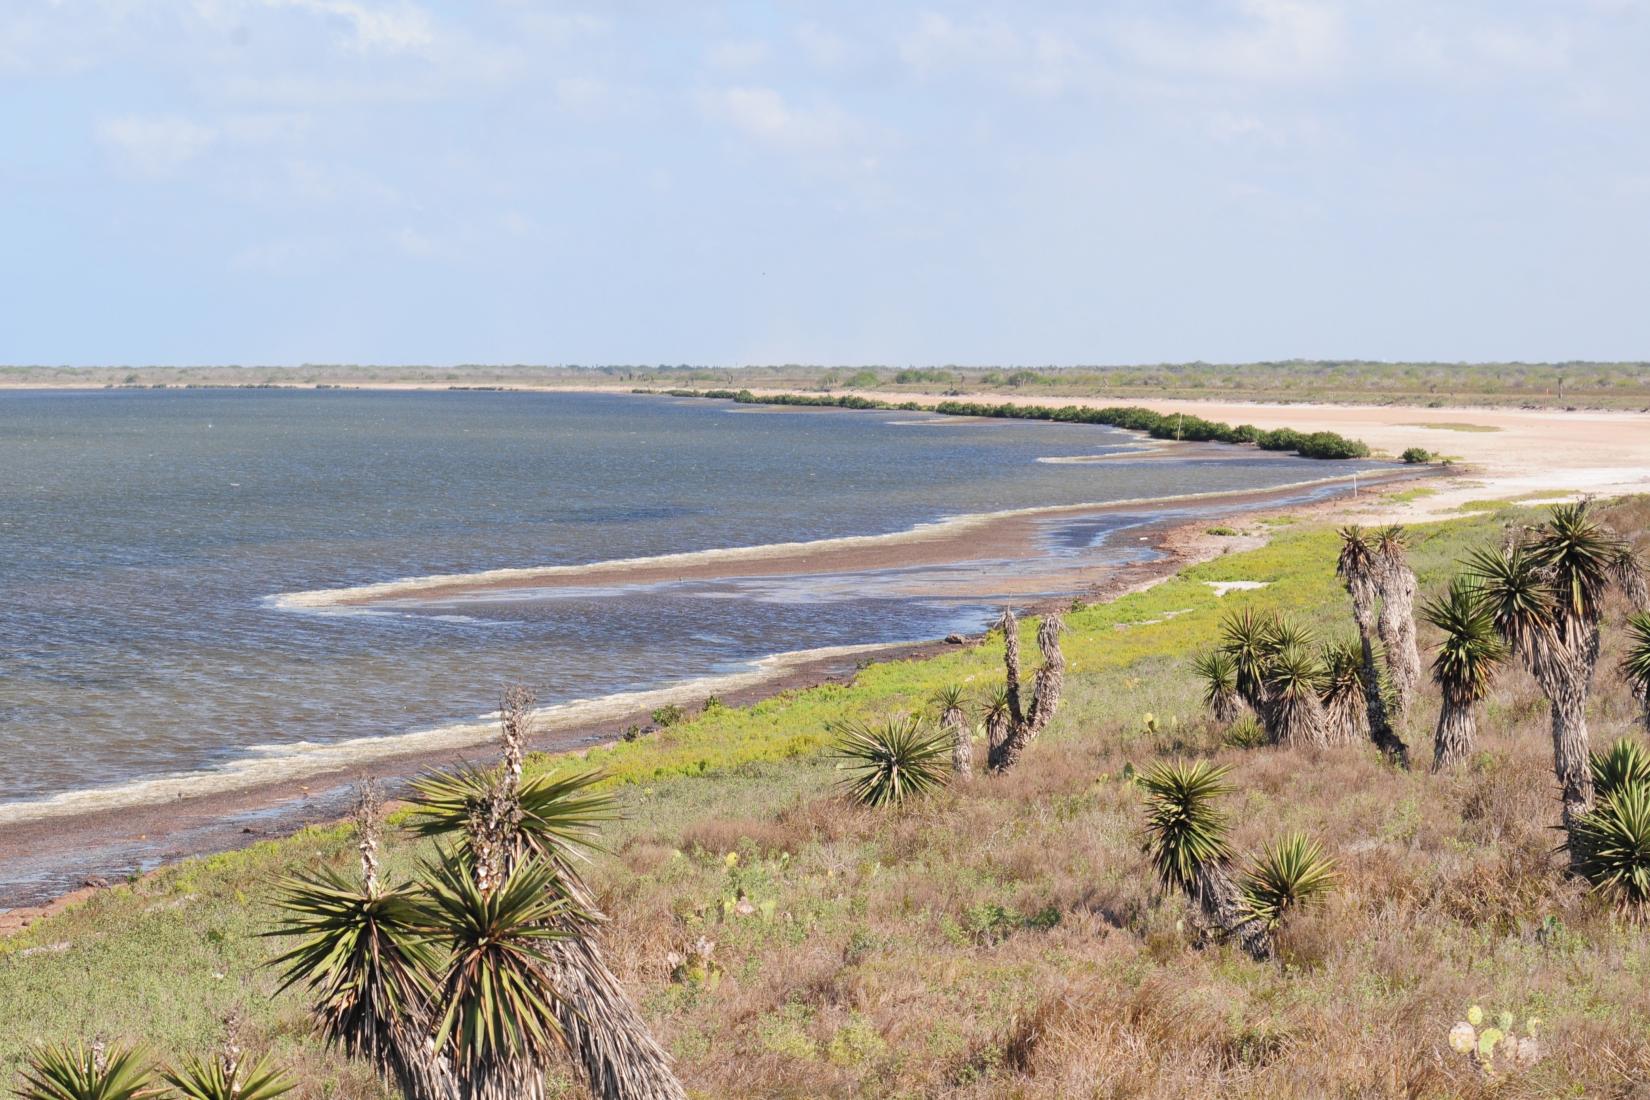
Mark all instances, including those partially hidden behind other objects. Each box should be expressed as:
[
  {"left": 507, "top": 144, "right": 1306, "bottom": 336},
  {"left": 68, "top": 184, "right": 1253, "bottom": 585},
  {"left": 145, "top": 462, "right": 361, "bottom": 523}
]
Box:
[{"left": 642, "top": 389, "right": 1372, "bottom": 461}]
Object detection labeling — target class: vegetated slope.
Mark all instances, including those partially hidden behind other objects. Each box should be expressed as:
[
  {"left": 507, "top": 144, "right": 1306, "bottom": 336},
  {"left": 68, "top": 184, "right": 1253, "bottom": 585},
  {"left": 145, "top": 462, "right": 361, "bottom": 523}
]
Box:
[{"left": 4, "top": 498, "right": 1650, "bottom": 1098}]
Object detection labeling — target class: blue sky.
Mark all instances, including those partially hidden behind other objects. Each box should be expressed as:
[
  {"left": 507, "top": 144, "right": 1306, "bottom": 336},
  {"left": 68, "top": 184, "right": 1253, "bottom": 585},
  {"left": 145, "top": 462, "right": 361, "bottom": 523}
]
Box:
[{"left": 3, "top": 2, "right": 1647, "bottom": 366}]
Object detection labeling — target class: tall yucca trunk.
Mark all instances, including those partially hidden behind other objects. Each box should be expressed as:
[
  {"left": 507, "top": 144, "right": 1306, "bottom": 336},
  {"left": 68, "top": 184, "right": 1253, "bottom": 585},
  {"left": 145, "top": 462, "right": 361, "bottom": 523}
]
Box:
[
  {"left": 1340, "top": 552, "right": 1408, "bottom": 764},
  {"left": 1376, "top": 555, "right": 1422, "bottom": 720},
  {"left": 987, "top": 610, "right": 1065, "bottom": 772},
  {"left": 1540, "top": 622, "right": 1600, "bottom": 839},
  {"left": 1269, "top": 691, "right": 1329, "bottom": 749},
  {"left": 1321, "top": 685, "right": 1367, "bottom": 747},
  {"left": 1212, "top": 691, "right": 1242, "bottom": 726},
  {"left": 1431, "top": 685, "right": 1477, "bottom": 771},
  {"left": 545, "top": 931, "right": 686, "bottom": 1100},
  {"left": 1355, "top": 632, "right": 1407, "bottom": 764},
  {"left": 984, "top": 707, "right": 1010, "bottom": 759},
  {"left": 942, "top": 704, "right": 972, "bottom": 775},
  {"left": 1190, "top": 861, "right": 1271, "bottom": 961}
]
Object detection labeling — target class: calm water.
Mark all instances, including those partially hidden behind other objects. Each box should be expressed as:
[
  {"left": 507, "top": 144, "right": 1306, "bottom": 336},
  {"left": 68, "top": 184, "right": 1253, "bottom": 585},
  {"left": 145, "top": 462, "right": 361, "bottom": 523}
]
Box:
[{"left": 0, "top": 389, "right": 1373, "bottom": 819}]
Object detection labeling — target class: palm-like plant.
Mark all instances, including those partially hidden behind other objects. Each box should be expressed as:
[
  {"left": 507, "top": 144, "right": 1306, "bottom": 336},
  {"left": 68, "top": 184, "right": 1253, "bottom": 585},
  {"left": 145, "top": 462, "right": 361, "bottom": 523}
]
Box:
[
  {"left": 272, "top": 685, "right": 686, "bottom": 1100},
  {"left": 162, "top": 1053, "right": 293, "bottom": 1100},
  {"left": 1372, "top": 526, "right": 1422, "bottom": 720},
  {"left": 1261, "top": 643, "right": 1329, "bottom": 748},
  {"left": 834, "top": 715, "right": 952, "bottom": 807},
  {"left": 980, "top": 686, "right": 1011, "bottom": 757},
  {"left": 1336, "top": 526, "right": 1408, "bottom": 764},
  {"left": 1570, "top": 780, "right": 1650, "bottom": 913},
  {"left": 1623, "top": 612, "right": 1650, "bottom": 732},
  {"left": 1218, "top": 608, "right": 1275, "bottom": 717},
  {"left": 407, "top": 767, "right": 615, "bottom": 880},
  {"left": 1317, "top": 641, "right": 1367, "bottom": 746},
  {"left": 17, "top": 1043, "right": 158, "bottom": 1100},
  {"left": 1192, "top": 650, "right": 1243, "bottom": 725},
  {"left": 1466, "top": 502, "right": 1644, "bottom": 841},
  {"left": 1422, "top": 579, "right": 1508, "bottom": 771},
  {"left": 420, "top": 851, "right": 578, "bottom": 1091},
  {"left": 1139, "top": 760, "right": 1270, "bottom": 959},
  {"left": 267, "top": 866, "right": 436, "bottom": 1078},
  {"left": 1592, "top": 738, "right": 1650, "bottom": 800},
  {"left": 1240, "top": 833, "right": 1338, "bottom": 930},
  {"left": 931, "top": 684, "right": 972, "bottom": 775}
]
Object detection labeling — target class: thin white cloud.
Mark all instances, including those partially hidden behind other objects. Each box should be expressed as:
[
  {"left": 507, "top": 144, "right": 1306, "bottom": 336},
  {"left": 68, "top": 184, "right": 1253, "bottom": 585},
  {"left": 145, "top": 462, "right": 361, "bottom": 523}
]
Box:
[
  {"left": 262, "top": 0, "right": 435, "bottom": 54},
  {"left": 1114, "top": 0, "right": 1346, "bottom": 82},
  {"left": 699, "top": 86, "right": 859, "bottom": 154},
  {"left": 97, "top": 115, "right": 217, "bottom": 177}
]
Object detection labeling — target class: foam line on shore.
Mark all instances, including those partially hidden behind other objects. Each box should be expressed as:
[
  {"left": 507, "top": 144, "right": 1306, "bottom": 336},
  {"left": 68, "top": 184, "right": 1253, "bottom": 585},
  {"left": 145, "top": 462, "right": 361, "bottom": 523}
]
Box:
[
  {"left": 269, "top": 472, "right": 1378, "bottom": 611},
  {"left": 0, "top": 641, "right": 903, "bottom": 827}
]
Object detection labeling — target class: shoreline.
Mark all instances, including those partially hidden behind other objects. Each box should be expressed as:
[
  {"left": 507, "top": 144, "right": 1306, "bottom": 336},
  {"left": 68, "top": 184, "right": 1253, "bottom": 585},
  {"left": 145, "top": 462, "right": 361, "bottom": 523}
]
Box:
[
  {"left": 14, "top": 380, "right": 1647, "bottom": 922},
  {"left": 276, "top": 452, "right": 1400, "bottom": 610},
  {"left": 0, "top": 461, "right": 1430, "bottom": 924}
]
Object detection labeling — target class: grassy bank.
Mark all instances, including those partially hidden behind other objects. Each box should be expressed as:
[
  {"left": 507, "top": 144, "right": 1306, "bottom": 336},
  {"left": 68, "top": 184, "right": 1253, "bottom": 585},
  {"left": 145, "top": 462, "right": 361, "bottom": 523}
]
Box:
[{"left": 5, "top": 498, "right": 1650, "bottom": 1097}]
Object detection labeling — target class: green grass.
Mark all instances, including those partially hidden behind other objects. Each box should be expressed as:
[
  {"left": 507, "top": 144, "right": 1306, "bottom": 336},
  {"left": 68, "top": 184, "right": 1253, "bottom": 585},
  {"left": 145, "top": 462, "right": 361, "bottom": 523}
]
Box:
[
  {"left": 1401, "top": 422, "right": 1503, "bottom": 433},
  {"left": 1381, "top": 487, "right": 1440, "bottom": 505},
  {"left": 5, "top": 500, "right": 1650, "bottom": 1097}
]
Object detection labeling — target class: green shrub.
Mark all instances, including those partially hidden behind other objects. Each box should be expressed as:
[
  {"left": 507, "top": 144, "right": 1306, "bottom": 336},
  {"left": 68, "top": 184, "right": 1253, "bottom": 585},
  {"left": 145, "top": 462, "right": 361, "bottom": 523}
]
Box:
[
  {"left": 1401, "top": 446, "right": 1433, "bottom": 464},
  {"left": 833, "top": 715, "right": 951, "bottom": 808},
  {"left": 1240, "top": 832, "right": 1338, "bottom": 929},
  {"left": 1570, "top": 779, "right": 1650, "bottom": 910}
]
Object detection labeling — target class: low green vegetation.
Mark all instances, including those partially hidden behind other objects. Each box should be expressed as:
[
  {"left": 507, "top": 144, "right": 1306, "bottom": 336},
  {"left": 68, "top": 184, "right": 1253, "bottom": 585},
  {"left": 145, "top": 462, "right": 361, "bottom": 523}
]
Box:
[
  {"left": 647, "top": 388, "right": 1372, "bottom": 460},
  {"left": 7, "top": 498, "right": 1650, "bottom": 1097}
]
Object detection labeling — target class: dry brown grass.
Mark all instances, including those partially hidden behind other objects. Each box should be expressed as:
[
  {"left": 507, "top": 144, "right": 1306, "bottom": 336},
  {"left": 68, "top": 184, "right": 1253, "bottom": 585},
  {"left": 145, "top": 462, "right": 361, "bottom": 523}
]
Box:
[{"left": 539, "top": 502, "right": 1650, "bottom": 1098}]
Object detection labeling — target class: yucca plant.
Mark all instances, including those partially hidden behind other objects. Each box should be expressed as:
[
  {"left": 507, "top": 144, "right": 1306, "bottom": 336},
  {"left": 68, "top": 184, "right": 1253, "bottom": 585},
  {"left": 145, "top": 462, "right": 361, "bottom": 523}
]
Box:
[
  {"left": 1466, "top": 502, "right": 1645, "bottom": 843},
  {"left": 1192, "top": 649, "right": 1243, "bottom": 725},
  {"left": 1422, "top": 578, "right": 1508, "bottom": 771},
  {"left": 1336, "top": 526, "right": 1408, "bottom": 764},
  {"left": 407, "top": 766, "right": 615, "bottom": 881},
  {"left": 1261, "top": 643, "right": 1329, "bottom": 748},
  {"left": 1317, "top": 641, "right": 1368, "bottom": 746},
  {"left": 267, "top": 782, "right": 453, "bottom": 1098},
  {"left": 986, "top": 609, "right": 1066, "bottom": 772},
  {"left": 1219, "top": 607, "right": 1277, "bottom": 735},
  {"left": 406, "top": 736, "right": 685, "bottom": 1100},
  {"left": 1570, "top": 780, "right": 1650, "bottom": 913},
  {"left": 931, "top": 684, "right": 973, "bottom": 775},
  {"left": 1139, "top": 760, "right": 1270, "bottom": 959},
  {"left": 162, "top": 1053, "right": 293, "bottom": 1100},
  {"left": 272, "top": 685, "right": 686, "bottom": 1100},
  {"left": 980, "top": 685, "right": 1012, "bottom": 756},
  {"left": 1263, "top": 615, "right": 1316, "bottom": 655},
  {"left": 834, "top": 715, "right": 952, "bottom": 807},
  {"left": 1241, "top": 832, "right": 1338, "bottom": 930},
  {"left": 1591, "top": 738, "right": 1650, "bottom": 800},
  {"left": 16, "top": 1043, "right": 158, "bottom": 1100},
  {"left": 420, "top": 850, "right": 578, "bottom": 1089},
  {"left": 1372, "top": 526, "right": 1422, "bottom": 719},
  {"left": 1624, "top": 611, "right": 1650, "bottom": 732},
  {"left": 266, "top": 866, "right": 436, "bottom": 1074}
]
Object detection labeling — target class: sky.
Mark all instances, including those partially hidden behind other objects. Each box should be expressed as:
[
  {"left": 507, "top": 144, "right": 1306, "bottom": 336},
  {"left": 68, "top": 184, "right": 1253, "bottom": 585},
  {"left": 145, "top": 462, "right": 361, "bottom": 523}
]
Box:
[{"left": 2, "top": 1, "right": 1647, "bottom": 367}]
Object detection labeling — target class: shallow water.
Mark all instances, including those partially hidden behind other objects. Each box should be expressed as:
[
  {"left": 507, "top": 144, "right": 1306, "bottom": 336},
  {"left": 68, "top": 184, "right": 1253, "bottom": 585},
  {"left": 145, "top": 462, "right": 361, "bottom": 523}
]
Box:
[{"left": 0, "top": 389, "right": 1378, "bottom": 823}]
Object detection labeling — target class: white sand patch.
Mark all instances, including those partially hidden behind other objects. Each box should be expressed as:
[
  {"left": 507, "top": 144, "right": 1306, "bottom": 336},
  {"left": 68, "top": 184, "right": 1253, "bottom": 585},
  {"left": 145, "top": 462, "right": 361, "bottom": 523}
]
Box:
[{"left": 1205, "top": 580, "right": 1269, "bottom": 597}]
